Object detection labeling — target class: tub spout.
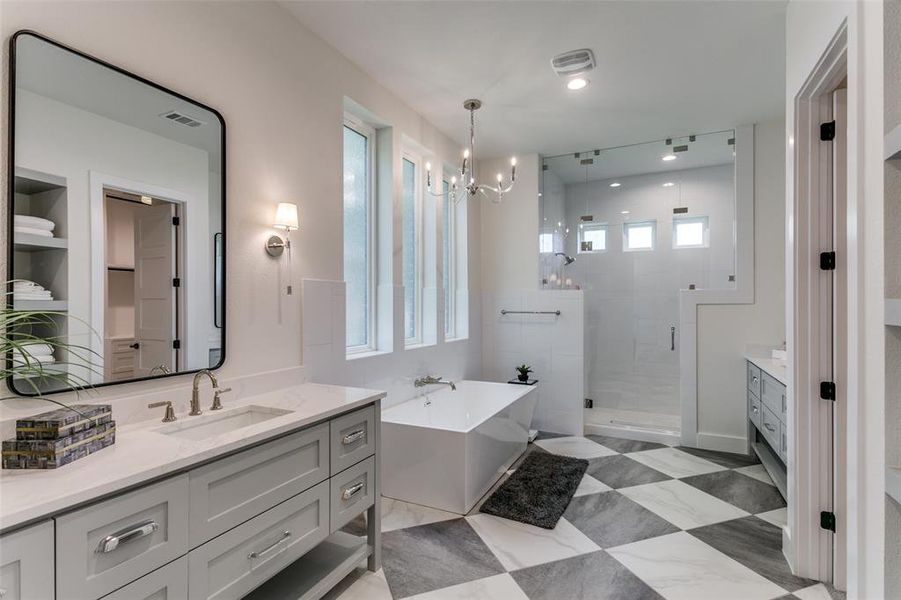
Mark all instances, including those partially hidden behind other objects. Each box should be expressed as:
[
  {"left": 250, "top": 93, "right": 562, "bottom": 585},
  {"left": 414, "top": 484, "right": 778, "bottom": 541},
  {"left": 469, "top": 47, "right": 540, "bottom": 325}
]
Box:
[{"left": 414, "top": 375, "right": 457, "bottom": 391}]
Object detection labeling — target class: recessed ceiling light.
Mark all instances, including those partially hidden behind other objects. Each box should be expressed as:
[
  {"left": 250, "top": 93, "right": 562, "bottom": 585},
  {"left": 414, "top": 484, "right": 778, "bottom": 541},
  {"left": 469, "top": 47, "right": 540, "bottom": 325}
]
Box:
[
  {"left": 662, "top": 182, "right": 675, "bottom": 187},
  {"left": 621, "top": 210, "right": 630, "bottom": 215},
  {"left": 662, "top": 154, "right": 677, "bottom": 162},
  {"left": 567, "top": 77, "right": 589, "bottom": 91},
  {"left": 609, "top": 182, "right": 621, "bottom": 188}
]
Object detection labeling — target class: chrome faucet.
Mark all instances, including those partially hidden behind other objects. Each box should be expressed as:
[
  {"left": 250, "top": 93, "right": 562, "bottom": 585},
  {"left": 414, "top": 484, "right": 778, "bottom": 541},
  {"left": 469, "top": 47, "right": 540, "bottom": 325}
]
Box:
[
  {"left": 414, "top": 375, "right": 457, "bottom": 391},
  {"left": 150, "top": 364, "right": 171, "bottom": 377},
  {"left": 191, "top": 370, "right": 219, "bottom": 416}
]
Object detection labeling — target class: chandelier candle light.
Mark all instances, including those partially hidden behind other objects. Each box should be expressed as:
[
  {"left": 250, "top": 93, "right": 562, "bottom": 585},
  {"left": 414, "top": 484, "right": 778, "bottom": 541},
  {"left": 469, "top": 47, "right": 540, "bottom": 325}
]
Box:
[{"left": 426, "top": 99, "right": 517, "bottom": 204}]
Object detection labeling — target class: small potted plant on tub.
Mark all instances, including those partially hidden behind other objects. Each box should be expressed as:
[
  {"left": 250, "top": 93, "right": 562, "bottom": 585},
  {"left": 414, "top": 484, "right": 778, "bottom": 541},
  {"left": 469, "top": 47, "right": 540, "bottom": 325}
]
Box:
[{"left": 516, "top": 364, "right": 533, "bottom": 383}]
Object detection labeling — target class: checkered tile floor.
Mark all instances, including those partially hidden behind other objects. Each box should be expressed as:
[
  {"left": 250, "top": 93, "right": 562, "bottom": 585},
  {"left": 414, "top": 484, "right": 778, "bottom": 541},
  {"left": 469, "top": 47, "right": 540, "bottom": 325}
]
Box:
[{"left": 326, "top": 434, "right": 846, "bottom": 600}]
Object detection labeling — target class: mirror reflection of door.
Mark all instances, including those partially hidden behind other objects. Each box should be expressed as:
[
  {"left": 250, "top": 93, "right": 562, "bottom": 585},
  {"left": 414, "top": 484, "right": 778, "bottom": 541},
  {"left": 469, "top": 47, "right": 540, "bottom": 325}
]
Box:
[{"left": 103, "top": 189, "right": 181, "bottom": 380}]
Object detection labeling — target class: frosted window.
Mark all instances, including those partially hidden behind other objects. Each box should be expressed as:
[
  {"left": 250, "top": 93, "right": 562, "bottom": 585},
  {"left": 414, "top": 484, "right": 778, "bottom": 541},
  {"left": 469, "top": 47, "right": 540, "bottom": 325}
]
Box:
[
  {"left": 343, "top": 125, "right": 371, "bottom": 350},
  {"left": 674, "top": 217, "right": 709, "bottom": 248},
  {"left": 539, "top": 233, "right": 554, "bottom": 253},
  {"left": 403, "top": 158, "right": 419, "bottom": 341},
  {"left": 443, "top": 180, "right": 454, "bottom": 337},
  {"left": 624, "top": 221, "right": 655, "bottom": 251},
  {"left": 579, "top": 224, "right": 607, "bottom": 253}
]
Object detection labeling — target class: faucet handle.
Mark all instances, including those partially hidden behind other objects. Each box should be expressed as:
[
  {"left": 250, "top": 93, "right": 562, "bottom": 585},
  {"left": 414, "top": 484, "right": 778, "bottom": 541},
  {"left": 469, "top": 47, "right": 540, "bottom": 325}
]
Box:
[
  {"left": 148, "top": 401, "right": 176, "bottom": 423},
  {"left": 211, "top": 387, "right": 232, "bottom": 411}
]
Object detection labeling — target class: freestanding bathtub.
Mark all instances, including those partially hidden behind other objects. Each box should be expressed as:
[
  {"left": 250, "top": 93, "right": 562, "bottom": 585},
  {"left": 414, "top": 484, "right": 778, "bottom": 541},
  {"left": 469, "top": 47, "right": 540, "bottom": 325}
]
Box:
[{"left": 382, "top": 380, "right": 538, "bottom": 514}]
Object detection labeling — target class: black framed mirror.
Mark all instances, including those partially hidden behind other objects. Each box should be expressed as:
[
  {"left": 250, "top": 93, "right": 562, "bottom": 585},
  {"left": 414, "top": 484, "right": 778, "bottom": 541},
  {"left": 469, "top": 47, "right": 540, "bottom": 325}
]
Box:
[{"left": 7, "top": 31, "right": 226, "bottom": 395}]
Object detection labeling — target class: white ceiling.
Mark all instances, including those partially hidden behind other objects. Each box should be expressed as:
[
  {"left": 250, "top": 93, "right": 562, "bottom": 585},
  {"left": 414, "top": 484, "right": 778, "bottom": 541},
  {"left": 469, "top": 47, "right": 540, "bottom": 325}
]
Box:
[{"left": 282, "top": 0, "right": 786, "bottom": 158}]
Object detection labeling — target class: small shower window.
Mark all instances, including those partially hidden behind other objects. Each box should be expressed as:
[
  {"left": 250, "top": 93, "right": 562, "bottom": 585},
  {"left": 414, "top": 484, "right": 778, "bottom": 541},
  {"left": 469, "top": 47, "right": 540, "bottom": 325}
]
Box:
[
  {"left": 579, "top": 222, "right": 607, "bottom": 253},
  {"left": 673, "top": 216, "right": 709, "bottom": 249},
  {"left": 539, "top": 232, "right": 555, "bottom": 253},
  {"left": 624, "top": 220, "right": 656, "bottom": 252}
]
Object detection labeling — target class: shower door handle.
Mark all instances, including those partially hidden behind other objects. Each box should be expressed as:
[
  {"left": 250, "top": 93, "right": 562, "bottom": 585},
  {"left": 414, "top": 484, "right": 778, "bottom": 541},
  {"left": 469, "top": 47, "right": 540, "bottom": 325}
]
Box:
[{"left": 670, "top": 326, "right": 676, "bottom": 351}]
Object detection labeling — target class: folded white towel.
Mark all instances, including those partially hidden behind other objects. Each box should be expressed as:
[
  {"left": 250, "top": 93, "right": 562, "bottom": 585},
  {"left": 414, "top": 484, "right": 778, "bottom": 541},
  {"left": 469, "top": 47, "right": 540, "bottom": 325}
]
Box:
[
  {"left": 12, "top": 353, "right": 55, "bottom": 365},
  {"left": 14, "top": 215, "right": 55, "bottom": 231},
  {"left": 17, "top": 343, "right": 54, "bottom": 356},
  {"left": 15, "top": 227, "right": 54, "bottom": 238},
  {"left": 13, "top": 281, "right": 42, "bottom": 289},
  {"left": 15, "top": 293, "right": 54, "bottom": 301}
]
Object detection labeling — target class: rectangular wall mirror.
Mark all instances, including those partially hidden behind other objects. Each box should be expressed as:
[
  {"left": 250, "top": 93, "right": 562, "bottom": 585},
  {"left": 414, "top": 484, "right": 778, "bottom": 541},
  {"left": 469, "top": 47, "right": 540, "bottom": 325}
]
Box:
[{"left": 8, "top": 31, "right": 226, "bottom": 395}]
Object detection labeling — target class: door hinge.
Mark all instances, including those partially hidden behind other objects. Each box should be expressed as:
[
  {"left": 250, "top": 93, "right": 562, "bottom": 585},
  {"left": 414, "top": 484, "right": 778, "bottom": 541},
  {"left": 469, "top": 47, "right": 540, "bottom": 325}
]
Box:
[
  {"left": 820, "top": 381, "right": 836, "bottom": 401},
  {"left": 172, "top": 339, "right": 181, "bottom": 350},
  {"left": 820, "top": 120, "right": 836, "bottom": 141},
  {"left": 172, "top": 216, "right": 180, "bottom": 226},
  {"left": 172, "top": 278, "right": 181, "bottom": 288},
  {"left": 820, "top": 511, "right": 836, "bottom": 532},
  {"left": 819, "top": 251, "right": 836, "bottom": 270}
]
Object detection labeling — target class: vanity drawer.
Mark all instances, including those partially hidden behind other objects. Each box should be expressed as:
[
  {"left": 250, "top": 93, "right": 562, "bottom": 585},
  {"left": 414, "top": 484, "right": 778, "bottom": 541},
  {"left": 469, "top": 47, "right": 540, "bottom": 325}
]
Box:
[
  {"left": 101, "top": 556, "right": 187, "bottom": 600},
  {"left": 759, "top": 405, "right": 782, "bottom": 453},
  {"left": 747, "top": 362, "right": 761, "bottom": 397},
  {"left": 747, "top": 390, "right": 761, "bottom": 428},
  {"left": 761, "top": 372, "right": 786, "bottom": 418},
  {"left": 109, "top": 351, "right": 135, "bottom": 375},
  {"left": 56, "top": 474, "right": 189, "bottom": 600},
  {"left": 330, "top": 406, "right": 376, "bottom": 473},
  {"left": 188, "top": 423, "right": 329, "bottom": 547},
  {"left": 188, "top": 480, "right": 329, "bottom": 600},
  {"left": 330, "top": 456, "right": 375, "bottom": 533},
  {"left": 0, "top": 521, "right": 55, "bottom": 600},
  {"left": 108, "top": 338, "right": 135, "bottom": 354}
]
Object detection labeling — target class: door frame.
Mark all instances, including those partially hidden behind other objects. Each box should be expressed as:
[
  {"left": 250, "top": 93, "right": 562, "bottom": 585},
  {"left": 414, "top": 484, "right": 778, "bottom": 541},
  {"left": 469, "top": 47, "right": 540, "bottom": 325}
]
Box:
[{"left": 788, "top": 23, "right": 846, "bottom": 584}]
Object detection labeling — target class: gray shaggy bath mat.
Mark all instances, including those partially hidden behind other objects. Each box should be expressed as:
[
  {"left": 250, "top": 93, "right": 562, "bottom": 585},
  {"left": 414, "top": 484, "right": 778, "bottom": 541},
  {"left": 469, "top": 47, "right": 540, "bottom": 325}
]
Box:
[{"left": 479, "top": 451, "right": 588, "bottom": 529}]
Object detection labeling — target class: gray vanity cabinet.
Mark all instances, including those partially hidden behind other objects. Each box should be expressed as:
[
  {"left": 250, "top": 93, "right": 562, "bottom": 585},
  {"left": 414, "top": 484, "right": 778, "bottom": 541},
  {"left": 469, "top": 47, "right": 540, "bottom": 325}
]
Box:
[
  {"left": 101, "top": 557, "right": 188, "bottom": 600},
  {"left": 0, "top": 520, "right": 55, "bottom": 600},
  {"left": 746, "top": 359, "right": 787, "bottom": 497}
]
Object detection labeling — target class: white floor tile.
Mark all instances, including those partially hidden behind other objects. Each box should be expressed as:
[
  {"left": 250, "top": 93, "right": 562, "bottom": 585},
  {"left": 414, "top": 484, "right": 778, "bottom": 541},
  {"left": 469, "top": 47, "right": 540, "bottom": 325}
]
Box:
[
  {"left": 627, "top": 447, "right": 726, "bottom": 478},
  {"left": 334, "top": 567, "right": 393, "bottom": 600},
  {"left": 756, "top": 507, "right": 788, "bottom": 530},
  {"left": 735, "top": 464, "right": 776, "bottom": 486},
  {"left": 573, "top": 473, "right": 612, "bottom": 497},
  {"left": 406, "top": 574, "right": 529, "bottom": 600},
  {"left": 607, "top": 531, "right": 787, "bottom": 600},
  {"left": 618, "top": 479, "right": 748, "bottom": 529},
  {"left": 534, "top": 436, "right": 618, "bottom": 459},
  {"left": 465, "top": 514, "right": 600, "bottom": 570},
  {"left": 381, "top": 498, "right": 459, "bottom": 532},
  {"left": 793, "top": 583, "right": 840, "bottom": 600}
]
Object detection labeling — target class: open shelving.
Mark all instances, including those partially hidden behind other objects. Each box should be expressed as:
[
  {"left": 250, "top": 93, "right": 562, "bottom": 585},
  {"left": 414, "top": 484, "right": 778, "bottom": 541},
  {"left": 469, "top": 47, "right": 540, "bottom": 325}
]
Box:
[{"left": 13, "top": 300, "right": 68, "bottom": 312}]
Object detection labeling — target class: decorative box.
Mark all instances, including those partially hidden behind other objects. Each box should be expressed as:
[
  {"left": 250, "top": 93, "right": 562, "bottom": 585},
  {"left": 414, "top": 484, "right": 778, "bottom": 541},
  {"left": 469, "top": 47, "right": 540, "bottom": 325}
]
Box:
[
  {"left": 2, "top": 421, "right": 116, "bottom": 469},
  {"left": 14, "top": 404, "right": 112, "bottom": 440}
]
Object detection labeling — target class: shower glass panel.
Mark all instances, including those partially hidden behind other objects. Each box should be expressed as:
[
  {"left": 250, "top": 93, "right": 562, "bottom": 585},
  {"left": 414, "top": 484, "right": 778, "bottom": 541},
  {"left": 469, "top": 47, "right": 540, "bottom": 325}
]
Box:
[{"left": 540, "top": 131, "right": 736, "bottom": 435}]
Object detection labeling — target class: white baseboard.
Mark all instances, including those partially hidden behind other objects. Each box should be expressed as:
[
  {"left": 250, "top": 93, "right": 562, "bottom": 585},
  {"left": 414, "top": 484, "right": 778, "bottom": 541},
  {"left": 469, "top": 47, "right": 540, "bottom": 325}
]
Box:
[{"left": 696, "top": 432, "right": 748, "bottom": 454}]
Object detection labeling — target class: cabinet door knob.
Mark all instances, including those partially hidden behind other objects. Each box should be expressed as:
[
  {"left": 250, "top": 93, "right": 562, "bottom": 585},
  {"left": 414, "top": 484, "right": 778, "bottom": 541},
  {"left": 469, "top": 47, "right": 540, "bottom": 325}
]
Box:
[{"left": 129, "top": 342, "right": 140, "bottom": 349}]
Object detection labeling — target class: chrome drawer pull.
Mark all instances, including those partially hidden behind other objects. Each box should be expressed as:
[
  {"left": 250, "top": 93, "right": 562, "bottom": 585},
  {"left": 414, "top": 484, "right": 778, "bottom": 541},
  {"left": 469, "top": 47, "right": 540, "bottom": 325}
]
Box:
[
  {"left": 342, "top": 429, "right": 366, "bottom": 445},
  {"left": 342, "top": 482, "right": 365, "bottom": 501},
  {"left": 764, "top": 423, "right": 776, "bottom": 432},
  {"left": 248, "top": 530, "right": 291, "bottom": 560},
  {"left": 96, "top": 519, "right": 159, "bottom": 554}
]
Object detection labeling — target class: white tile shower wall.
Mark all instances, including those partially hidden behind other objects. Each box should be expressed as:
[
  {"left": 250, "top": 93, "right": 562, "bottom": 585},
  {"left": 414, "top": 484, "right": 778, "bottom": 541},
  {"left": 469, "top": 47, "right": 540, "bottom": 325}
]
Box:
[
  {"left": 482, "top": 289, "right": 584, "bottom": 435},
  {"left": 302, "top": 279, "right": 482, "bottom": 408}
]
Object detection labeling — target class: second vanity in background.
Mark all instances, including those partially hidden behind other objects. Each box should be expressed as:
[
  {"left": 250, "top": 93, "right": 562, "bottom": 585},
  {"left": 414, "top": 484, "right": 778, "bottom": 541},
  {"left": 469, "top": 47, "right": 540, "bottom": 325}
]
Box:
[
  {"left": 746, "top": 356, "right": 788, "bottom": 497},
  {"left": 0, "top": 381, "right": 384, "bottom": 600}
]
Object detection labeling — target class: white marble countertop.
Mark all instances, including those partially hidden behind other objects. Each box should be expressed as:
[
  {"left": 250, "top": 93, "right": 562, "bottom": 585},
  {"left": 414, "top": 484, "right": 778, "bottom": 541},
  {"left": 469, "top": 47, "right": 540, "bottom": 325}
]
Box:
[
  {"left": 0, "top": 382, "right": 385, "bottom": 534},
  {"left": 745, "top": 355, "right": 788, "bottom": 386}
]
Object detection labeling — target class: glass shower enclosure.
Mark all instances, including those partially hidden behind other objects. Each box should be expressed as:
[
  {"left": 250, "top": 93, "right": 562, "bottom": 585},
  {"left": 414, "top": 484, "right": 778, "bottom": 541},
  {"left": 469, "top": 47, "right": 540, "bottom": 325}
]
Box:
[{"left": 540, "top": 131, "right": 736, "bottom": 438}]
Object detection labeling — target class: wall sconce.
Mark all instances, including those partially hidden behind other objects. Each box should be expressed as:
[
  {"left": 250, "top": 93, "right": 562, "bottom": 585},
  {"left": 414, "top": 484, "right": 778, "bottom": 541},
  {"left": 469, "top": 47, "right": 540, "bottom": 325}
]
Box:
[{"left": 266, "top": 202, "right": 299, "bottom": 257}]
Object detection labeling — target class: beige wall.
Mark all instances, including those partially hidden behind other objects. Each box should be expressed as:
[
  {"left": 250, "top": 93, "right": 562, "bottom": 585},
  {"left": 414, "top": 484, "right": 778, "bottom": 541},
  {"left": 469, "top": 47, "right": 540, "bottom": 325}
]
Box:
[{"left": 697, "top": 119, "right": 786, "bottom": 441}]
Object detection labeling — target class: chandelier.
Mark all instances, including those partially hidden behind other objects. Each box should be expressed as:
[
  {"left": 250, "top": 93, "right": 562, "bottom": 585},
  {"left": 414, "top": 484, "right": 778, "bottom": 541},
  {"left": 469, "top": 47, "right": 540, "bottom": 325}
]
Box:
[{"left": 426, "top": 99, "right": 516, "bottom": 204}]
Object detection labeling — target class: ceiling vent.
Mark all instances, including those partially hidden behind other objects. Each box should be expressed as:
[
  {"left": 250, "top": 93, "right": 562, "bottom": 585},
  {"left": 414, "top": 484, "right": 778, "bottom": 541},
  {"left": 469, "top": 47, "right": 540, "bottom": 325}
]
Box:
[
  {"left": 160, "top": 110, "right": 205, "bottom": 128},
  {"left": 551, "top": 49, "right": 596, "bottom": 77}
]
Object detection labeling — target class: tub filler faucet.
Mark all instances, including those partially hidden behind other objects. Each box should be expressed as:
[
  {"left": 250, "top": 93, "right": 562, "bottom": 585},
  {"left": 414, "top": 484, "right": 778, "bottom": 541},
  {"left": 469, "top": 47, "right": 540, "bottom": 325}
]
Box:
[{"left": 414, "top": 375, "right": 457, "bottom": 391}]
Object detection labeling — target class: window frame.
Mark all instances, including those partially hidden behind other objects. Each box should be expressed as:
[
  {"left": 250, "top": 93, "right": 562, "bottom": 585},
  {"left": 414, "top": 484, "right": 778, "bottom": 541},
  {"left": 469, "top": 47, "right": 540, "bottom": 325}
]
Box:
[
  {"left": 343, "top": 116, "right": 377, "bottom": 354},
  {"left": 672, "top": 215, "right": 710, "bottom": 249},
  {"left": 402, "top": 151, "right": 424, "bottom": 346},
  {"left": 623, "top": 220, "right": 657, "bottom": 252},
  {"left": 578, "top": 222, "right": 608, "bottom": 254},
  {"left": 442, "top": 176, "right": 456, "bottom": 339},
  {"left": 539, "top": 230, "right": 555, "bottom": 254}
]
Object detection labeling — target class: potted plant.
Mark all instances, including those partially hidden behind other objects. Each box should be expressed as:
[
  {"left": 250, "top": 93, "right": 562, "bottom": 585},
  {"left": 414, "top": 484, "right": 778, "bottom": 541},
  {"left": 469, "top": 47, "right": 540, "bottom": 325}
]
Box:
[{"left": 516, "top": 364, "right": 533, "bottom": 383}]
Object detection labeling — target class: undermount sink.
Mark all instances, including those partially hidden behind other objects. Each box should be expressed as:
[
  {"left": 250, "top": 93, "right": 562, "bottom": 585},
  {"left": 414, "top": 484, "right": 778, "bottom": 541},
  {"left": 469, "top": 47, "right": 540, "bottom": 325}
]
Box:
[{"left": 157, "top": 405, "right": 293, "bottom": 441}]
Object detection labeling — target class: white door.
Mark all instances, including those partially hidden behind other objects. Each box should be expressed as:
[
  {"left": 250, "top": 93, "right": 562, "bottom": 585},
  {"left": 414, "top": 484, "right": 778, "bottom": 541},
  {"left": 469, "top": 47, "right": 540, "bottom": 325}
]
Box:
[{"left": 133, "top": 202, "right": 177, "bottom": 376}]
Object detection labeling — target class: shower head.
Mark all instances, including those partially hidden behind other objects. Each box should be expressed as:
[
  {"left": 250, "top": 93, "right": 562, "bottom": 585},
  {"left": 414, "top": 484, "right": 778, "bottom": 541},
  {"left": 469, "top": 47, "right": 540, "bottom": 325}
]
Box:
[{"left": 555, "top": 252, "right": 576, "bottom": 265}]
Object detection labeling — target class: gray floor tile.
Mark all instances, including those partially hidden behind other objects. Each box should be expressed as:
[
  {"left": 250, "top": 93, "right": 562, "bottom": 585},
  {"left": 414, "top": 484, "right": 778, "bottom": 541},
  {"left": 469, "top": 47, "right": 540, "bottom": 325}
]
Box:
[
  {"left": 586, "top": 434, "right": 666, "bottom": 454},
  {"left": 586, "top": 455, "right": 672, "bottom": 489},
  {"left": 689, "top": 516, "right": 816, "bottom": 591},
  {"left": 676, "top": 446, "right": 760, "bottom": 469},
  {"left": 563, "top": 491, "right": 680, "bottom": 548},
  {"left": 381, "top": 518, "right": 505, "bottom": 598},
  {"left": 511, "top": 550, "right": 663, "bottom": 600},
  {"left": 681, "top": 470, "right": 786, "bottom": 514}
]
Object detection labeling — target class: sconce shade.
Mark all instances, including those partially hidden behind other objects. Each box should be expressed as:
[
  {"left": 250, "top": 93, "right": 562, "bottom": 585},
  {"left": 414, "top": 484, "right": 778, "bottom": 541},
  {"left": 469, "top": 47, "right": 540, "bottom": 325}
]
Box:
[{"left": 274, "top": 202, "right": 299, "bottom": 231}]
